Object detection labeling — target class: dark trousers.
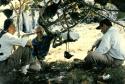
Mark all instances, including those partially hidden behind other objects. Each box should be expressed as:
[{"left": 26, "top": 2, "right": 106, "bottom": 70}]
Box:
[{"left": 0, "top": 46, "right": 33, "bottom": 74}]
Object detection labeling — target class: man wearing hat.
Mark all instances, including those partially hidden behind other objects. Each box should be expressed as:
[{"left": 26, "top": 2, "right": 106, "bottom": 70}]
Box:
[
  {"left": 84, "top": 18, "right": 125, "bottom": 69},
  {"left": 0, "top": 19, "right": 35, "bottom": 74}
]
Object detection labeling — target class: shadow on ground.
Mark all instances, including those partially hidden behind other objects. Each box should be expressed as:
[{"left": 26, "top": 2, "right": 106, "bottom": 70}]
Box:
[{"left": 1, "top": 59, "right": 125, "bottom": 84}]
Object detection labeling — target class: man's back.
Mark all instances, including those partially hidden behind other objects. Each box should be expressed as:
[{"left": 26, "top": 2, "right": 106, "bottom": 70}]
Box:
[
  {"left": 95, "top": 27, "right": 125, "bottom": 60},
  {"left": 0, "top": 33, "right": 13, "bottom": 61}
]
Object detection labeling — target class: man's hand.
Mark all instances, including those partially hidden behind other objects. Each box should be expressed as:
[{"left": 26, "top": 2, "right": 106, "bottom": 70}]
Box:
[{"left": 90, "top": 46, "right": 95, "bottom": 51}]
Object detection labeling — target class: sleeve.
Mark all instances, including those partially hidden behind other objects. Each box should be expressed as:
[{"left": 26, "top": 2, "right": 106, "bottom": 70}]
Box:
[
  {"left": 92, "top": 38, "right": 102, "bottom": 47},
  {"left": 7, "top": 35, "right": 28, "bottom": 47},
  {"left": 95, "top": 34, "right": 111, "bottom": 54},
  {"left": 32, "top": 39, "right": 36, "bottom": 46},
  {"left": 45, "top": 35, "right": 54, "bottom": 41}
]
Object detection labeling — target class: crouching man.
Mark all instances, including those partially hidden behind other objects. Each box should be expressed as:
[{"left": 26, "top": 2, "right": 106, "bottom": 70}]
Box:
[
  {"left": 84, "top": 18, "right": 125, "bottom": 70},
  {"left": 0, "top": 19, "right": 35, "bottom": 74}
]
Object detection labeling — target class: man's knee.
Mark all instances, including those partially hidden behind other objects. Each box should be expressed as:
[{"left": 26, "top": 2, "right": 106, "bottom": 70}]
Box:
[{"left": 85, "top": 52, "right": 95, "bottom": 59}]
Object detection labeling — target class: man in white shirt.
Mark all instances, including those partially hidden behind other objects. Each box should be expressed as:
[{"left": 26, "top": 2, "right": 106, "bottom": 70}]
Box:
[
  {"left": 0, "top": 19, "right": 33, "bottom": 74},
  {"left": 84, "top": 18, "right": 125, "bottom": 69}
]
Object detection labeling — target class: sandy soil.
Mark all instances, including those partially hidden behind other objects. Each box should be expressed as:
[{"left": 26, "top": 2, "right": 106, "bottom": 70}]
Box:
[{"left": 45, "top": 23, "right": 100, "bottom": 62}]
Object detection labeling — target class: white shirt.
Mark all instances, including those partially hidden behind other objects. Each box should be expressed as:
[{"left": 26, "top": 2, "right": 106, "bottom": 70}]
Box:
[
  {"left": 95, "top": 27, "right": 125, "bottom": 60},
  {"left": 0, "top": 33, "right": 27, "bottom": 61}
]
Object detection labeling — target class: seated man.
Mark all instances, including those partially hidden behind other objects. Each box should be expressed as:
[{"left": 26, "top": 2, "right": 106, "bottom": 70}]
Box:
[
  {"left": 0, "top": 19, "right": 34, "bottom": 74},
  {"left": 84, "top": 18, "right": 125, "bottom": 69},
  {"left": 32, "top": 26, "right": 54, "bottom": 60}
]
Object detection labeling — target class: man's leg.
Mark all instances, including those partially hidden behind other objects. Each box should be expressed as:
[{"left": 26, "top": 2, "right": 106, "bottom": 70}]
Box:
[
  {"left": 4, "top": 46, "right": 33, "bottom": 73},
  {"left": 84, "top": 51, "right": 114, "bottom": 69}
]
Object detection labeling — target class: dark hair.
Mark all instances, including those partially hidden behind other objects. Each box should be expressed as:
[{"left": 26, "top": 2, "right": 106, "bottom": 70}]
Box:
[
  {"left": 0, "top": 19, "right": 13, "bottom": 38},
  {"left": 4, "top": 18, "right": 13, "bottom": 31},
  {"left": 100, "top": 18, "right": 112, "bottom": 27}
]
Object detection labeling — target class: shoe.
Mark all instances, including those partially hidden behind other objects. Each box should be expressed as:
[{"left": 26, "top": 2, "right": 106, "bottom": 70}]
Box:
[
  {"left": 98, "top": 74, "right": 111, "bottom": 82},
  {"left": 29, "top": 61, "right": 41, "bottom": 71},
  {"left": 64, "top": 51, "right": 73, "bottom": 59},
  {"left": 21, "top": 65, "right": 30, "bottom": 75}
]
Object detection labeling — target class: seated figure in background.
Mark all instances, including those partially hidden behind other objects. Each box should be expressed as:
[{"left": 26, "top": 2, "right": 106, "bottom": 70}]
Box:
[{"left": 32, "top": 26, "right": 54, "bottom": 61}]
